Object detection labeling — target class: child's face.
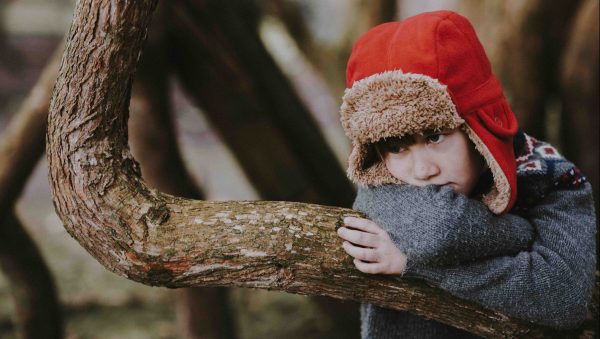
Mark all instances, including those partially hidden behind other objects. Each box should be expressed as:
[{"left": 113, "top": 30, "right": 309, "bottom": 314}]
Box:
[{"left": 377, "top": 128, "right": 485, "bottom": 195}]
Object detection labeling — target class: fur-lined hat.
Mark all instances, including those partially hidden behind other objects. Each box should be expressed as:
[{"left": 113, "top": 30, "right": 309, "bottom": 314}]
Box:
[{"left": 340, "top": 10, "right": 519, "bottom": 214}]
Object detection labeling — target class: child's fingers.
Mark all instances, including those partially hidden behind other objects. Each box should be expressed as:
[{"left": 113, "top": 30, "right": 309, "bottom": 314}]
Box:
[
  {"left": 337, "top": 227, "right": 378, "bottom": 247},
  {"left": 353, "top": 259, "right": 384, "bottom": 274},
  {"left": 344, "top": 217, "right": 382, "bottom": 234},
  {"left": 342, "top": 241, "right": 379, "bottom": 262}
]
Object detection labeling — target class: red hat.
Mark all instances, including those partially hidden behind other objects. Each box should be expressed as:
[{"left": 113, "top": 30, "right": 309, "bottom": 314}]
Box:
[{"left": 340, "top": 10, "right": 519, "bottom": 214}]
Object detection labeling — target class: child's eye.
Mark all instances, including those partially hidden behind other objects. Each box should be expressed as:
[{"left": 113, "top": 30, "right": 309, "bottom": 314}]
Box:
[
  {"left": 384, "top": 140, "right": 406, "bottom": 154},
  {"left": 426, "top": 133, "right": 446, "bottom": 144},
  {"left": 375, "top": 136, "right": 413, "bottom": 155}
]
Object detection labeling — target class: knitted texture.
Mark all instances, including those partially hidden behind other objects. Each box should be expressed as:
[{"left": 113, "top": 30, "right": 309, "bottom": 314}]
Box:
[
  {"left": 360, "top": 304, "right": 479, "bottom": 339},
  {"left": 513, "top": 131, "right": 589, "bottom": 212},
  {"left": 355, "top": 132, "right": 597, "bottom": 338},
  {"left": 353, "top": 184, "right": 534, "bottom": 269}
]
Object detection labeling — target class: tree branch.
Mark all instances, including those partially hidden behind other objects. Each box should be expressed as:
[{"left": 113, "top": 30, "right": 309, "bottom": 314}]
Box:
[
  {"left": 0, "top": 213, "right": 63, "bottom": 339},
  {"left": 167, "top": 0, "right": 355, "bottom": 206},
  {"left": 0, "top": 44, "right": 64, "bottom": 338},
  {"left": 130, "top": 2, "right": 237, "bottom": 336},
  {"left": 0, "top": 45, "right": 61, "bottom": 218},
  {"left": 166, "top": 1, "right": 360, "bottom": 335},
  {"left": 46, "top": 1, "right": 590, "bottom": 337}
]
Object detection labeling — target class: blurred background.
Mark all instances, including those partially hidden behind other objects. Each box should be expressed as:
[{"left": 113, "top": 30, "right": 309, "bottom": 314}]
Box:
[{"left": 0, "top": 0, "right": 598, "bottom": 338}]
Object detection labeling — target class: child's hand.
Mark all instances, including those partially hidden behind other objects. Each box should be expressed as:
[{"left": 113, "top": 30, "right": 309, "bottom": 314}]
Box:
[{"left": 337, "top": 216, "right": 407, "bottom": 275}]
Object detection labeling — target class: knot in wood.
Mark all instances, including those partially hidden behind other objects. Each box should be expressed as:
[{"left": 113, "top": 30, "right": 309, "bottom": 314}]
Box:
[{"left": 143, "top": 204, "right": 170, "bottom": 227}]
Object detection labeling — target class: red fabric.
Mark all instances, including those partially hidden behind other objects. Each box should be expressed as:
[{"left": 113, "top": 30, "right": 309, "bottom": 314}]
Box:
[{"left": 346, "top": 11, "right": 519, "bottom": 212}]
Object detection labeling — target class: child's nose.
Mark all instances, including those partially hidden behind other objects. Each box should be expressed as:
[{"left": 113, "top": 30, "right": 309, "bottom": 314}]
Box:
[{"left": 412, "top": 152, "right": 440, "bottom": 181}]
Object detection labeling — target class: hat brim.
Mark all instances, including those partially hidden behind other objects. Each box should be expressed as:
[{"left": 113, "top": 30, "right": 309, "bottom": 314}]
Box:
[{"left": 341, "top": 70, "right": 514, "bottom": 214}]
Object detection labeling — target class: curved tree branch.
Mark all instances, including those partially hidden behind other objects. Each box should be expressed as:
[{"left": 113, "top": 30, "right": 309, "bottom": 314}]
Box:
[
  {"left": 166, "top": 1, "right": 359, "bottom": 335},
  {"left": 130, "top": 3, "right": 236, "bottom": 336},
  {"left": 46, "top": 1, "right": 592, "bottom": 337}
]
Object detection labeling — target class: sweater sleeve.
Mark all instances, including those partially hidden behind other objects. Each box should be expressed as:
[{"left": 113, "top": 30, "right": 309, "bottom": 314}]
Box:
[
  {"left": 352, "top": 184, "right": 535, "bottom": 267},
  {"left": 405, "top": 183, "right": 597, "bottom": 328}
]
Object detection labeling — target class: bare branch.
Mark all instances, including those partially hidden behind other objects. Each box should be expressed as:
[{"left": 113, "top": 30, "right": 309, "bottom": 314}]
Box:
[
  {"left": 46, "top": 1, "right": 589, "bottom": 337},
  {"left": 0, "top": 213, "right": 63, "bottom": 339},
  {"left": 0, "top": 44, "right": 64, "bottom": 339},
  {"left": 0, "top": 45, "right": 62, "bottom": 218}
]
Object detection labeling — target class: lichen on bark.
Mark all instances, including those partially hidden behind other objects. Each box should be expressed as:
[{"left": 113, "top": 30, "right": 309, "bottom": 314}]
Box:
[{"left": 45, "top": 0, "right": 596, "bottom": 338}]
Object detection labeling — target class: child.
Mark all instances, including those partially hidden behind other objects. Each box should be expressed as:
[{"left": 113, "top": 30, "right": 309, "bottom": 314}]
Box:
[{"left": 336, "top": 10, "right": 596, "bottom": 338}]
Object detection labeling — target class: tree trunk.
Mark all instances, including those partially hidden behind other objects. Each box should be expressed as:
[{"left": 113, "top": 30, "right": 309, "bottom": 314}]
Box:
[
  {"left": 0, "top": 1, "right": 24, "bottom": 97},
  {"left": 261, "top": 0, "right": 398, "bottom": 95},
  {"left": 175, "top": 287, "right": 236, "bottom": 339},
  {"left": 130, "top": 3, "right": 236, "bottom": 337},
  {"left": 366, "top": 0, "right": 399, "bottom": 27},
  {"left": 0, "top": 213, "right": 63, "bottom": 339},
  {"left": 165, "top": 1, "right": 359, "bottom": 336},
  {"left": 0, "top": 46, "right": 64, "bottom": 339},
  {"left": 46, "top": 1, "right": 596, "bottom": 337},
  {"left": 166, "top": 0, "right": 355, "bottom": 207},
  {"left": 459, "top": 0, "right": 582, "bottom": 140},
  {"left": 0, "top": 46, "right": 61, "bottom": 221},
  {"left": 560, "top": 4, "right": 600, "bottom": 332},
  {"left": 560, "top": 0, "right": 599, "bottom": 209}
]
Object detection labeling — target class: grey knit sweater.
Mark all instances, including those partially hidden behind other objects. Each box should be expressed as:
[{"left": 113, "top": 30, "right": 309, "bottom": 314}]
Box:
[{"left": 354, "top": 132, "right": 597, "bottom": 338}]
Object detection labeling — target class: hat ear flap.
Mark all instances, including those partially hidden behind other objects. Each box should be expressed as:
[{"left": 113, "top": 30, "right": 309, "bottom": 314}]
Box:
[
  {"left": 475, "top": 100, "right": 519, "bottom": 139},
  {"left": 347, "top": 142, "right": 402, "bottom": 187}
]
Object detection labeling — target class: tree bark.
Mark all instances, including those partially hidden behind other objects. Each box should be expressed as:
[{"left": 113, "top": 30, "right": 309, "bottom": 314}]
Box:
[
  {"left": 46, "top": 1, "right": 597, "bottom": 338},
  {"left": 165, "top": 1, "right": 359, "bottom": 336},
  {"left": 130, "top": 3, "right": 236, "bottom": 337},
  {"left": 560, "top": 0, "right": 599, "bottom": 209},
  {"left": 0, "top": 45, "right": 64, "bottom": 339}
]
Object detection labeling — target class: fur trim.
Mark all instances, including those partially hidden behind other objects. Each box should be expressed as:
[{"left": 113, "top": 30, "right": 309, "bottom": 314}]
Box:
[
  {"left": 347, "top": 142, "right": 403, "bottom": 186},
  {"left": 340, "top": 70, "right": 464, "bottom": 144},
  {"left": 341, "top": 70, "right": 510, "bottom": 214},
  {"left": 462, "top": 125, "right": 511, "bottom": 214}
]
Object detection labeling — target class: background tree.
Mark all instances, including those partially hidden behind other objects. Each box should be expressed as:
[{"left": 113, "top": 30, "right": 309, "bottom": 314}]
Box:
[
  {"left": 130, "top": 3, "right": 236, "bottom": 337},
  {"left": 45, "top": 0, "right": 598, "bottom": 337},
  {"left": 1, "top": 0, "right": 598, "bottom": 338},
  {"left": 0, "top": 47, "right": 63, "bottom": 338}
]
